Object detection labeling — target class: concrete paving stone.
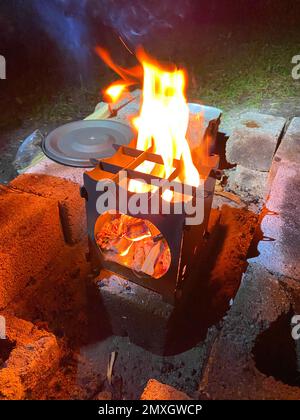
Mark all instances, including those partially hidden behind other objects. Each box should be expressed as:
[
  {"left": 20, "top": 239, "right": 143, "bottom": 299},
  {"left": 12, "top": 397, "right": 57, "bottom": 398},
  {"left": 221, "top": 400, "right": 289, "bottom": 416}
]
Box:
[
  {"left": 96, "top": 273, "right": 174, "bottom": 356},
  {"left": 0, "top": 368, "right": 24, "bottom": 400},
  {"left": 250, "top": 163, "right": 300, "bottom": 280},
  {"left": 24, "top": 156, "right": 86, "bottom": 185},
  {"left": 275, "top": 117, "right": 300, "bottom": 165},
  {"left": 267, "top": 117, "right": 300, "bottom": 194},
  {"left": 226, "top": 112, "right": 286, "bottom": 171},
  {"left": 199, "top": 262, "right": 300, "bottom": 400},
  {"left": 226, "top": 165, "right": 268, "bottom": 201}
]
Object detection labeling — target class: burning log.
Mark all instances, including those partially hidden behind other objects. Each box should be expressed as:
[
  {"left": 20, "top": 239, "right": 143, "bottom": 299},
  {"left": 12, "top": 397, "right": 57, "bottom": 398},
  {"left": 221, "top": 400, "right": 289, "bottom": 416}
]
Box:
[
  {"left": 141, "top": 241, "right": 164, "bottom": 277},
  {"left": 95, "top": 214, "right": 171, "bottom": 279}
]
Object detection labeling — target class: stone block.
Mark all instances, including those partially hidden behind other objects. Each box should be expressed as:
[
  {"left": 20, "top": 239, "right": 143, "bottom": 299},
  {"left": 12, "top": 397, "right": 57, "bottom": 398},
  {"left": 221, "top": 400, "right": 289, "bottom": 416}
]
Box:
[
  {"left": 250, "top": 163, "right": 300, "bottom": 280},
  {"left": 112, "top": 90, "right": 142, "bottom": 127},
  {"left": 226, "top": 165, "right": 268, "bottom": 201},
  {"left": 141, "top": 379, "right": 192, "bottom": 400},
  {"left": 0, "top": 187, "right": 65, "bottom": 309},
  {"left": 11, "top": 174, "right": 87, "bottom": 245},
  {"left": 226, "top": 112, "right": 286, "bottom": 171},
  {"left": 0, "top": 315, "right": 60, "bottom": 399},
  {"left": 276, "top": 117, "right": 300, "bottom": 165},
  {"left": 199, "top": 262, "right": 300, "bottom": 399},
  {"left": 24, "top": 157, "right": 86, "bottom": 185},
  {"left": 0, "top": 369, "right": 24, "bottom": 400},
  {"left": 96, "top": 273, "right": 174, "bottom": 356},
  {"left": 267, "top": 117, "right": 300, "bottom": 195}
]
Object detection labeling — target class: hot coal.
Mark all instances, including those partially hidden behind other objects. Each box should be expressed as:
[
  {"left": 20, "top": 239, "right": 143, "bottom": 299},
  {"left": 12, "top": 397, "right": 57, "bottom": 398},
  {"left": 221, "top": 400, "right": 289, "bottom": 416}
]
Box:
[{"left": 95, "top": 213, "right": 171, "bottom": 279}]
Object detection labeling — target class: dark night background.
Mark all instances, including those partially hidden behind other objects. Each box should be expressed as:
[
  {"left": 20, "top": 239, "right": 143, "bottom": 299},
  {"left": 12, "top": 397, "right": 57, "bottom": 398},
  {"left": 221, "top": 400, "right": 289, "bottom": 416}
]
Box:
[{"left": 0, "top": 0, "right": 300, "bottom": 181}]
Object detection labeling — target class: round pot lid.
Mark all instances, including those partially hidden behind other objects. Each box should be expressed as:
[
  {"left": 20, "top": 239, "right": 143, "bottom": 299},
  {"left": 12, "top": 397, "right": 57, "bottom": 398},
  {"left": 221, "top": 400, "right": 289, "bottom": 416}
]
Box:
[{"left": 43, "top": 120, "right": 135, "bottom": 168}]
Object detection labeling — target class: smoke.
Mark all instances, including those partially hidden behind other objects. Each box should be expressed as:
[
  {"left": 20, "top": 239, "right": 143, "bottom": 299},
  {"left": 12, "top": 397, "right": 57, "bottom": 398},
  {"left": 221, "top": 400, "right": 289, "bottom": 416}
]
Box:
[
  {"left": 30, "top": 0, "right": 192, "bottom": 74},
  {"left": 33, "top": 0, "right": 91, "bottom": 71},
  {"left": 93, "top": 0, "right": 192, "bottom": 48}
]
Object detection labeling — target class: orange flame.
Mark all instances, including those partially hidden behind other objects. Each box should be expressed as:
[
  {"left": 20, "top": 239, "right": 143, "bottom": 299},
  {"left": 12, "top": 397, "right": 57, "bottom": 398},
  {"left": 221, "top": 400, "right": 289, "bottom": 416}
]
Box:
[
  {"left": 132, "top": 49, "right": 200, "bottom": 195},
  {"left": 105, "top": 82, "right": 129, "bottom": 103},
  {"left": 97, "top": 46, "right": 200, "bottom": 199},
  {"left": 95, "top": 46, "right": 141, "bottom": 103}
]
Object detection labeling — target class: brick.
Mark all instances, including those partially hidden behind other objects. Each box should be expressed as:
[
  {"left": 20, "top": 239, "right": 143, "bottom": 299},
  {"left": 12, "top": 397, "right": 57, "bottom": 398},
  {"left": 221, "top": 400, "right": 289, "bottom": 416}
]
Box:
[
  {"left": 276, "top": 117, "right": 300, "bottom": 165},
  {"left": 226, "top": 165, "right": 268, "bottom": 201},
  {"left": 199, "top": 262, "right": 300, "bottom": 400},
  {"left": 0, "top": 315, "right": 60, "bottom": 399},
  {"left": 96, "top": 272, "right": 174, "bottom": 355},
  {"left": 94, "top": 391, "right": 112, "bottom": 400},
  {"left": 0, "top": 369, "right": 24, "bottom": 400},
  {"left": 11, "top": 174, "right": 87, "bottom": 245},
  {"left": 250, "top": 163, "right": 300, "bottom": 280},
  {"left": 226, "top": 112, "right": 286, "bottom": 171},
  {"left": 24, "top": 157, "right": 86, "bottom": 185},
  {"left": 0, "top": 188, "right": 65, "bottom": 309},
  {"left": 268, "top": 117, "right": 300, "bottom": 194},
  {"left": 112, "top": 90, "right": 142, "bottom": 127},
  {"left": 141, "top": 379, "right": 191, "bottom": 400}
]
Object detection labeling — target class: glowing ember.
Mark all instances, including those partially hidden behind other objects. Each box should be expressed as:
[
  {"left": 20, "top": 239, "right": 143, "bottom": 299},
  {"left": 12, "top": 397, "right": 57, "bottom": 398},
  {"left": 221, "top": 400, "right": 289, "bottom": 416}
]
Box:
[{"left": 95, "top": 213, "right": 171, "bottom": 279}]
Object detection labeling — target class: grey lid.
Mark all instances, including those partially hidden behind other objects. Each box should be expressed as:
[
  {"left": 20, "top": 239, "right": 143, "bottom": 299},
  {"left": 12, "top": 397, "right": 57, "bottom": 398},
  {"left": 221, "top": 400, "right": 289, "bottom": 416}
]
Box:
[{"left": 43, "top": 120, "right": 135, "bottom": 168}]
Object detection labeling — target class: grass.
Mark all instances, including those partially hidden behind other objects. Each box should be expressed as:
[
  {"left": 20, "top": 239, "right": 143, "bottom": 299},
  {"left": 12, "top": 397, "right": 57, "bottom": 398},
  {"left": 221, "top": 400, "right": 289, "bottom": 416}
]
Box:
[
  {"left": 2, "top": 30, "right": 300, "bottom": 131},
  {"left": 44, "top": 35, "right": 299, "bottom": 120},
  {"left": 189, "top": 37, "right": 300, "bottom": 110}
]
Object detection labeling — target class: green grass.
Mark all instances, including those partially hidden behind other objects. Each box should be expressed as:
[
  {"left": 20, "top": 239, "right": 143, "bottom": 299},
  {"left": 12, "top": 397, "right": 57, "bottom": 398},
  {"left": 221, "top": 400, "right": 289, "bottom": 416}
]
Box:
[
  {"left": 8, "top": 33, "right": 300, "bottom": 128},
  {"left": 189, "top": 38, "right": 300, "bottom": 110}
]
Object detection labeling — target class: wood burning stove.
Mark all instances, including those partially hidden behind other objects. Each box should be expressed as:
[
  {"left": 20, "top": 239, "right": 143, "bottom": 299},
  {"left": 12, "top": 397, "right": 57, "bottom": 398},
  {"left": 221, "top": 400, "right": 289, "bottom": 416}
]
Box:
[{"left": 82, "top": 108, "right": 221, "bottom": 304}]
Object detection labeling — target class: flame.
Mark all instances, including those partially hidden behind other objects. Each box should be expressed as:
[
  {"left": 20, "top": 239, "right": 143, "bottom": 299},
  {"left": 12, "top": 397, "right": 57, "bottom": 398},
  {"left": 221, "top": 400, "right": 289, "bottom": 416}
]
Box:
[
  {"left": 97, "top": 46, "right": 200, "bottom": 200},
  {"left": 95, "top": 46, "right": 141, "bottom": 103},
  {"left": 119, "top": 231, "right": 151, "bottom": 257},
  {"left": 119, "top": 242, "right": 133, "bottom": 257},
  {"left": 130, "top": 49, "right": 200, "bottom": 199},
  {"left": 105, "top": 82, "right": 129, "bottom": 103}
]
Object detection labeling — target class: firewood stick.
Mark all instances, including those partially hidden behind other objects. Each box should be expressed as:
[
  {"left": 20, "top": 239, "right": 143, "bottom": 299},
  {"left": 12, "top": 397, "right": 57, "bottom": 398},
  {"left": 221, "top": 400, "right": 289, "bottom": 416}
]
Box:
[
  {"left": 141, "top": 242, "right": 162, "bottom": 276},
  {"left": 107, "top": 352, "right": 117, "bottom": 386}
]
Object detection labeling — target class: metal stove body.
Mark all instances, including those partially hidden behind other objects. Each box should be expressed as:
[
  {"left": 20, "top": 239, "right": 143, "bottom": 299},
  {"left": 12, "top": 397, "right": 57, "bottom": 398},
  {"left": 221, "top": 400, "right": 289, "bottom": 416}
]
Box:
[{"left": 82, "top": 141, "right": 220, "bottom": 304}]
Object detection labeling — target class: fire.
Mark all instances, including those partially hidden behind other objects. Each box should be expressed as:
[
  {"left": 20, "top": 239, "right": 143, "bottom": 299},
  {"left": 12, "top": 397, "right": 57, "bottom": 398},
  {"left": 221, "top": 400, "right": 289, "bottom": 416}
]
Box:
[
  {"left": 95, "top": 213, "right": 171, "bottom": 278},
  {"left": 95, "top": 46, "right": 141, "bottom": 104},
  {"left": 97, "top": 47, "right": 200, "bottom": 199},
  {"left": 105, "top": 82, "right": 129, "bottom": 103},
  {"left": 132, "top": 50, "right": 200, "bottom": 197}
]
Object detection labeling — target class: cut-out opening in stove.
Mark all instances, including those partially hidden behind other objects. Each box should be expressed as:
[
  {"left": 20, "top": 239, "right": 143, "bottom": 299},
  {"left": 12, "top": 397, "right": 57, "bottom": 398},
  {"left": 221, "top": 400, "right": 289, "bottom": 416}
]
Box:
[{"left": 95, "top": 211, "right": 172, "bottom": 280}]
